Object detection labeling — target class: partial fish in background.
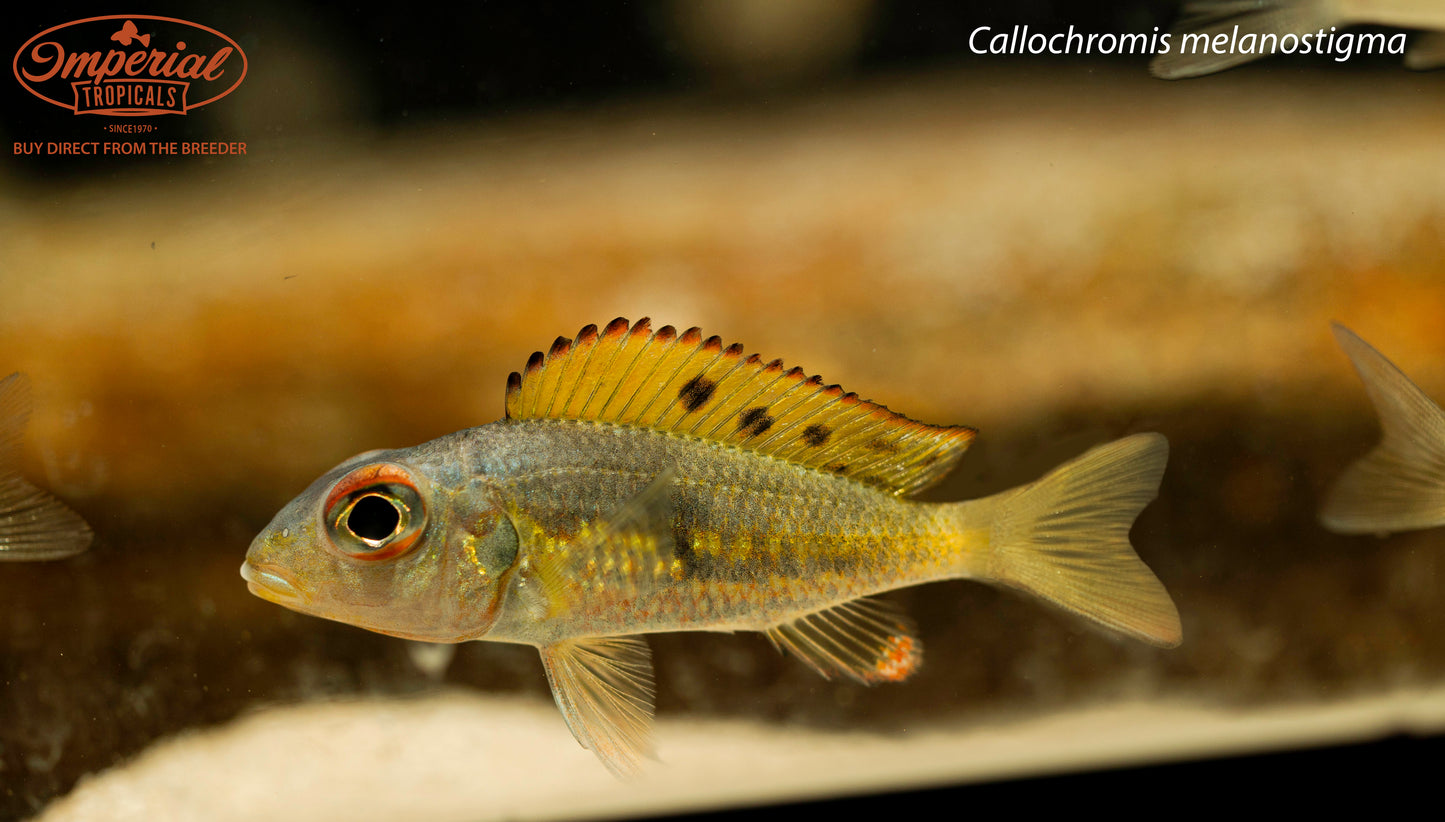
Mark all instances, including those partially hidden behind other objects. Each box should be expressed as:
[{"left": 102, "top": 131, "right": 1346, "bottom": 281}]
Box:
[
  {"left": 1321, "top": 323, "right": 1445, "bottom": 534},
  {"left": 243, "top": 319, "right": 1181, "bottom": 776},
  {"left": 1151, "top": 0, "right": 1445, "bottom": 78},
  {"left": 0, "top": 373, "right": 93, "bottom": 560}
]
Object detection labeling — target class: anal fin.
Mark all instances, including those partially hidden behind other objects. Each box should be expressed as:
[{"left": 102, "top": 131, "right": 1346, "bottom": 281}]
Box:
[
  {"left": 538, "top": 636, "right": 656, "bottom": 778},
  {"left": 765, "top": 597, "right": 921, "bottom": 684}
]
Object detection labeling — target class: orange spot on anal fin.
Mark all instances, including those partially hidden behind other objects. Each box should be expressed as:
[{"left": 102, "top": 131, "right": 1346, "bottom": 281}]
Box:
[
  {"left": 872, "top": 634, "right": 919, "bottom": 682},
  {"left": 764, "top": 597, "right": 922, "bottom": 685}
]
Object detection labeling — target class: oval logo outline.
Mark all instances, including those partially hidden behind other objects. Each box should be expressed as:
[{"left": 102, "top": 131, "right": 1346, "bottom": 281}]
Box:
[{"left": 12, "top": 14, "right": 248, "bottom": 115}]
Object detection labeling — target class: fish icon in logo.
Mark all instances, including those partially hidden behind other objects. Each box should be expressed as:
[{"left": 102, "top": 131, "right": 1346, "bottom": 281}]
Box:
[{"left": 109, "top": 20, "right": 150, "bottom": 48}]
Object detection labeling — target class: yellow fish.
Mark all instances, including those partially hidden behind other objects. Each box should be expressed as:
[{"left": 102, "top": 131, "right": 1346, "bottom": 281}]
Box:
[
  {"left": 0, "top": 372, "right": 92, "bottom": 560},
  {"left": 1321, "top": 323, "right": 1445, "bottom": 534},
  {"left": 243, "top": 318, "right": 1181, "bottom": 775}
]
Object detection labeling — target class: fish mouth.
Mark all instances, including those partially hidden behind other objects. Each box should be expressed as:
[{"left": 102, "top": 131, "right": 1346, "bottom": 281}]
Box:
[{"left": 240, "top": 561, "right": 305, "bottom": 605}]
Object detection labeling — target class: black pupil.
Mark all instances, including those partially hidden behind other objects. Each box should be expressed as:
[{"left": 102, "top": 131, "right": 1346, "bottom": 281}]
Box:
[{"left": 348, "top": 494, "right": 400, "bottom": 543}]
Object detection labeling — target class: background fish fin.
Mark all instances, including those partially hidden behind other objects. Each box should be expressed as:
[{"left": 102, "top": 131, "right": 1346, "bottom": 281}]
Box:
[
  {"left": 1405, "top": 31, "right": 1445, "bottom": 70},
  {"left": 0, "top": 372, "right": 93, "bottom": 561},
  {"left": 764, "top": 596, "right": 921, "bottom": 684},
  {"left": 985, "top": 433, "right": 1181, "bottom": 647},
  {"left": 1319, "top": 324, "right": 1445, "bottom": 534},
  {"left": 505, "top": 318, "right": 975, "bottom": 496},
  {"left": 1150, "top": 0, "right": 1337, "bottom": 79},
  {"left": 538, "top": 636, "right": 655, "bottom": 778}
]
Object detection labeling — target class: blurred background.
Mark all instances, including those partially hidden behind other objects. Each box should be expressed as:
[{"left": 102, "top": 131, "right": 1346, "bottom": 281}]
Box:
[{"left": 4, "top": 1, "right": 1443, "bottom": 818}]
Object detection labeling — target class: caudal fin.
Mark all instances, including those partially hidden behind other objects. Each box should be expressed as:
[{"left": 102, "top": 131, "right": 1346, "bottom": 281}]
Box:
[
  {"left": 1320, "top": 324, "right": 1445, "bottom": 535},
  {"left": 988, "top": 433, "right": 1181, "bottom": 647},
  {"left": 1150, "top": 0, "right": 1338, "bottom": 79},
  {"left": 0, "top": 373, "right": 93, "bottom": 561}
]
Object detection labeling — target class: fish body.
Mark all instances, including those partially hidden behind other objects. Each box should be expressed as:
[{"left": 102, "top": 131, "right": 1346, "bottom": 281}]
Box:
[
  {"left": 0, "top": 372, "right": 93, "bottom": 560},
  {"left": 244, "top": 318, "right": 1181, "bottom": 775},
  {"left": 1320, "top": 323, "right": 1445, "bottom": 534},
  {"left": 412, "top": 419, "right": 985, "bottom": 644},
  {"left": 1151, "top": 0, "right": 1445, "bottom": 78}
]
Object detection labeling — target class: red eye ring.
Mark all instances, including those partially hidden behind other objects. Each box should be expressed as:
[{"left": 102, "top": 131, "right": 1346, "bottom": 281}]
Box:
[
  {"left": 324, "top": 462, "right": 426, "bottom": 561},
  {"left": 325, "top": 462, "right": 418, "bottom": 512}
]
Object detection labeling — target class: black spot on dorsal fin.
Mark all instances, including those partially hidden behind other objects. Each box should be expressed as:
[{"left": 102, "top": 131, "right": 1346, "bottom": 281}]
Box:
[
  {"left": 802, "top": 424, "right": 831, "bottom": 447},
  {"left": 678, "top": 375, "right": 717, "bottom": 413},
  {"left": 868, "top": 437, "right": 900, "bottom": 454},
  {"left": 738, "top": 406, "right": 774, "bottom": 437}
]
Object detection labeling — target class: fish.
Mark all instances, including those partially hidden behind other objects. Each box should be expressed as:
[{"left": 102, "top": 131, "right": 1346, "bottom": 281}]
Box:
[
  {"left": 242, "top": 318, "right": 1182, "bottom": 776},
  {"left": 1150, "top": 0, "right": 1445, "bottom": 79},
  {"left": 1320, "top": 323, "right": 1445, "bottom": 534},
  {"left": 110, "top": 19, "right": 151, "bottom": 48},
  {"left": 0, "top": 372, "right": 93, "bottom": 560}
]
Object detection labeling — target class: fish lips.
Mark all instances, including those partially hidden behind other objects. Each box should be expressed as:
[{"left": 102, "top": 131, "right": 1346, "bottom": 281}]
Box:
[{"left": 240, "top": 561, "right": 305, "bottom": 606}]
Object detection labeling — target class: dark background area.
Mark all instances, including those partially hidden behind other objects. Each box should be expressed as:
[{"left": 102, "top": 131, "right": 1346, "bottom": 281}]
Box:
[
  {"left": 2, "top": 0, "right": 1412, "bottom": 180},
  {"left": 5, "top": 2, "right": 1442, "bottom": 819}
]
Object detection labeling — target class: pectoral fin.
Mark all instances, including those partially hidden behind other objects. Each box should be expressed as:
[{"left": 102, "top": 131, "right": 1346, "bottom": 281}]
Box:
[
  {"left": 538, "top": 636, "right": 656, "bottom": 778},
  {"left": 765, "top": 596, "right": 921, "bottom": 684},
  {"left": 530, "top": 468, "right": 678, "bottom": 601},
  {"left": 588, "top": 467, "right": 677, "bottom": 571}
]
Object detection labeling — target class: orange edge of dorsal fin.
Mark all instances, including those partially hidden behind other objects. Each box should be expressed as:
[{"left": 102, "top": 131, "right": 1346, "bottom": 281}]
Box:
[{"left": 503, "top": 318, "right": 976, "bottom": 495}]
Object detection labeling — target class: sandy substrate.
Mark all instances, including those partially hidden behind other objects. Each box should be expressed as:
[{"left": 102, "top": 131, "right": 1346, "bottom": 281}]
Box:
[{"left": 39, "top": 687, "right": 1445, "bottom": 822}]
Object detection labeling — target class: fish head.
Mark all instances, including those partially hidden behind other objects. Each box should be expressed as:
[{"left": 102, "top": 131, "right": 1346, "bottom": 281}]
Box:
[{"left": 242, "top": 444, "right": 518, "bottom": 643}]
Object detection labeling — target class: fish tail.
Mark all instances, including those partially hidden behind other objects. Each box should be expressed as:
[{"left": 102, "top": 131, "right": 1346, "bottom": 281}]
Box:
[
  {"left": 0, "top": 373, "right": 93, "bottom": 561},
  {"left": 1320, "top": 324, "right": 1445, "bottom": 534},
  {"left": 976, "top": 433, "right": 1181, "bottom": 647},
  {"left": 1150, "top": 0, "right": 1341, "bottom": 79}
]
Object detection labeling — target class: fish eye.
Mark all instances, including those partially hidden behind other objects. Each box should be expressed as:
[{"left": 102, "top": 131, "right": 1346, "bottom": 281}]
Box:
[
  {"left": 342, "top": 493, "right": 404, "bottom": 544},
  {"left": 323, "top": 463, "right": 426, "bottom": 560}
]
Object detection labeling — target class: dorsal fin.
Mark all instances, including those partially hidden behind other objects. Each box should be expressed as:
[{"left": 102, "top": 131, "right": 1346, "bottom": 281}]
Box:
[{"left": 504, "top": 318, "right": 976, "bottom": 496}]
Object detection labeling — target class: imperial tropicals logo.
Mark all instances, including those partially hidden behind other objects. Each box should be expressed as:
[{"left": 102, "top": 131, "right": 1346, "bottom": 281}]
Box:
[{"left": 13, "top": 15, "right": 247, "bottom": 116}]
